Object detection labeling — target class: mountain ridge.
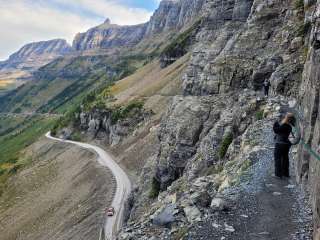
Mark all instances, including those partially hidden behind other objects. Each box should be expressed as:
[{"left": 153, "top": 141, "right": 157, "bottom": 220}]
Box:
[
  {"left": 72, "top": 0, "right": 206, "bottom": 51},
  {"left": 0, "top": 39, "right": 72, "bottom": 72}
]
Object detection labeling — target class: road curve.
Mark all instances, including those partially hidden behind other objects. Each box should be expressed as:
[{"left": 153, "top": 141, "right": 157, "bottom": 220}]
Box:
[{"left": 45, "top": 132, "right": 131, "bottom": 240}]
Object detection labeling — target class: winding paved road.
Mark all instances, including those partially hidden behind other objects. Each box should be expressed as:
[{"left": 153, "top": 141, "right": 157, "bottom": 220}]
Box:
[{"left": 45, "top": 132, "right": 132, "bottom": 240}]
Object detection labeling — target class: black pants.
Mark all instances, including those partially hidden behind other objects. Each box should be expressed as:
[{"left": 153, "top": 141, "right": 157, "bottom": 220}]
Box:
[
  {"left": 274, "top": 143, "right": 291, "bottom": 177},
  {"left": 264, "top": 86, "right": 270, "bottom": 96}
]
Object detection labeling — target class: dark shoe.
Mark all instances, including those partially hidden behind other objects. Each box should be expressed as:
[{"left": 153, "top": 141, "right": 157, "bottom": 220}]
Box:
[{"left": 272, "top": 174, "right": 282, "bottom": 179}]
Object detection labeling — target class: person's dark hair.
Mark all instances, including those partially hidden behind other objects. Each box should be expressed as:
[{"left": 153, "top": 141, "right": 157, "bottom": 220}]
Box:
[{"left": 288, "top": 115, "right": 296, "bottom": 126}]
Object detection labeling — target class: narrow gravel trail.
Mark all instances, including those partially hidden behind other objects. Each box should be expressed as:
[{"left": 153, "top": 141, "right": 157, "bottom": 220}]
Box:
[
  {"left": 46, "top": 132, "right": 131, "bottom": 240},
  {"left": 191, "top": 120, "right": 312, "bottom": 240},
  {"left": 233, "top": 122, "right": 312, "bottom": 240}
]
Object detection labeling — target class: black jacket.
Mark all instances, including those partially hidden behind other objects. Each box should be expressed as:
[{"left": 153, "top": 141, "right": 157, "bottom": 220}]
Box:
[{"left": 273, "top": 121, "right": 292, "bottom": 145}]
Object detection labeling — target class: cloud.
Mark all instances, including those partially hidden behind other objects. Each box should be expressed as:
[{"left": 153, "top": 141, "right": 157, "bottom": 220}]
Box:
[
  {"left": 0, "top": 0, "right": 155, "bottom": 60},
  {"left": 52, "top": 0, "right": 154, "bottom": 25}
]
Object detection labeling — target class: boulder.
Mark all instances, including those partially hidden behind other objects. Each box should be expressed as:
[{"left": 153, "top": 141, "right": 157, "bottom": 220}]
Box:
[
  {"left": 210, "top": 197, "right": 228, "bottom": 211},
  {"left": 190, "top": 191, "right": 212, "bottom": 208},
  {"left": 183, "top": 206, "right": 202, "bottom": 223},
  {"left": 152, "top": 204, "right": 179, "bottom": 227}
]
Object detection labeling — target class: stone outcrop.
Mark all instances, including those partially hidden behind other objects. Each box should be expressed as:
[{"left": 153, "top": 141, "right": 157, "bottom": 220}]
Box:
[
  {"left": 76, "top": 106, "right": 152, "bottom": 146},
  {"left": 0, "top": 39, "right": 72, "bottom": 71}
]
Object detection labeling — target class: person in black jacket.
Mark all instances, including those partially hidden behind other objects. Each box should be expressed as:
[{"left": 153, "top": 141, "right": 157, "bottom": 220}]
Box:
[
  {"left": 273, "top": 113, "right": 296, "bottom": 178},
  {"left": 263, "top": 79, "right": 271, "bottom": 97}
]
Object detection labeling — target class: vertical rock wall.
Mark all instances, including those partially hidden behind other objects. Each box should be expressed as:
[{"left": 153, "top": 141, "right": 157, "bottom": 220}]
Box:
[{"left": 297, "top": 1, "right": 320, "bottom": 237}]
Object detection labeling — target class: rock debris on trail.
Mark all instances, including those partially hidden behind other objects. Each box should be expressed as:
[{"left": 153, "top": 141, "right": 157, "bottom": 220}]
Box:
[{"left": 190, "top": 119, "right": 313, "bottom": 240}]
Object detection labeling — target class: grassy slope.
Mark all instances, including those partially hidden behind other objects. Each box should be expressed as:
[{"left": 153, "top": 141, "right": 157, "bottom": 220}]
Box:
[
  {"left": 111, "top": 54, "right": 190, "bottom": 106},
  {"left": 0, "top": 116, "right": 56, "bottom": 162},
  {"left": 0, "top": 115, "right": 26, "bottom": 136},
  {"left": 0, "top": 115, "right": 57, "bottom": 195}
]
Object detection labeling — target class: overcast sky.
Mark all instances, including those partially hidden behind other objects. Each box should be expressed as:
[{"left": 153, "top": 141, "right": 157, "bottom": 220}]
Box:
[{"left": 0, "top": 0, "right": 160, "bottom": 60}]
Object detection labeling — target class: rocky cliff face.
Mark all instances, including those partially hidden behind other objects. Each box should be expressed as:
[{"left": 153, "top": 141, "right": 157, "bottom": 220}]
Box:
[
  {"left": 145, "top": 0, "right": 206, "bottom": 35},
  {"left": 183, "top": 0, "right": 304, "bottom": 96},
  {"left": 296, "top": 0, "right": 320, "bottom": 238},
  {"left": 72, "top": 19, "right": 147, "bottom": 51},
  {"left": 0, "top": 39, "right": 72, "bottom": 71},
  {"left": 72, "top": 0, "right": 206, "bottom": 52}
]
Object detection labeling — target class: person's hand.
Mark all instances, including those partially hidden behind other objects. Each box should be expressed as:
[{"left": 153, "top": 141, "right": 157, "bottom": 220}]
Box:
[
  {"left": 282, "top": 113, "right": 294, "bottom": 125},
  {"left": 281, "top": 117, "right": 288, "bottom": 125}
]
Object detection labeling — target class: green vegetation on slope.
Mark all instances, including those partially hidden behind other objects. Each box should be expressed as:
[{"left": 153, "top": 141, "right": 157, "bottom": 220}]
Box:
[
  {"left": 149, "top": 177, "right": 161, "bottom": 199},
  {"left": 296, "top": 21, "right": 311, "bottom": 38},
  {"left": 294, "top": 0, "right": 304, "bottom": 10},
  {"left": 218, "top": 133, "right": 233, "bottom": 159},
  {"left": 255, "top": 110, "right": 264, "bottom": 120},
  {"left": 111, "top": 100, "right": 144, "bottom": 124},
  {"left": 161, "top": 18, "right": 202, "bottom": 66},
  {"left": 0, "top": 115, "right": 26, "bottom": 136},
  {"left": 0, "top": 53, "right": 151, "bottom": 115},
  {"left": 0, "top": 116, "right": 57, "bottom": 195}
]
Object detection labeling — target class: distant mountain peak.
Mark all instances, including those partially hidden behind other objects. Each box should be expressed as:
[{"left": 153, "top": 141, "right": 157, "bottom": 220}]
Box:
[
  {"left": 104, "top": 18, "right": 111, "bottom": 25},
  {"left": 0, "top": 39, "right": 72, "bottom": 72}
]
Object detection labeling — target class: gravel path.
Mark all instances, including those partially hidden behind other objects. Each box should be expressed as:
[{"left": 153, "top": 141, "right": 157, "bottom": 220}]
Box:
[{"left": 190, "top": 120, "right": 312, "bottom": 240}]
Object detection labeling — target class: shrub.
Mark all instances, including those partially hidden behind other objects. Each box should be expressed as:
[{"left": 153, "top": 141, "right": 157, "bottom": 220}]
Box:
[
  {"left": 5, "top": 156, "right": 18, "bottom": 164},
  {"left": 51, "top": 128, "right": 57, "bottom": 136},
  {"left": 161, "top": 18, "right": 202, "bottom": 65},
  {"left": 71, "top": 132, "right": 82, "bottom": 141},
  {"left": 0, "top": 168, "right": 6, "bottom": 176},
  {"left": 303, "top": 46, "right": 309, "bottom": 61},
  {"left": 294, "top": 0, "right": 304, "bottom": 10},
  {"left": 218, "top": 133, "right": 233, "bottom": 159},
  {"left": 255, "top": 110, "right": 264, "bottom": 120},
  {"left": 14, "top": 107, "right": 22, "bottom": 113},
  {"left": 295, "top": 21, "right": 311, "bottom": 38},
  {"left": 111, "top": 100, "right": 144, "bottom": 124},
  {"left": 51, "top": 105, "right": 80, "bottom": 134},
  {"left": 8, "top": 164, "right": 21, "bottom": 174},
  {"left": 149, "top": 177, "right": 161, "bottom": 199}
]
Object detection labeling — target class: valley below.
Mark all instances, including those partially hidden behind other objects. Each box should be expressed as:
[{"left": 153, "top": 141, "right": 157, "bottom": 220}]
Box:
[{"left": 0, "top": 137, "right": 114, "bottom": 240}]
